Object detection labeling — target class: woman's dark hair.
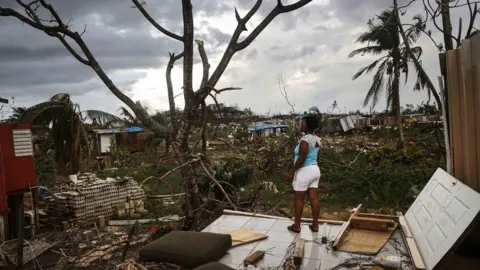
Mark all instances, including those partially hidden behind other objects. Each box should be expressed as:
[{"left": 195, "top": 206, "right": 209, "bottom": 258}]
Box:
[{"left": 302, "top": 114, "right": 319, "bottom": 131}]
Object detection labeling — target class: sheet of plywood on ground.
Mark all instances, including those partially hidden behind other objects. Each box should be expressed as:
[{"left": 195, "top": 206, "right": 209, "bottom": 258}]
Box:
[
  {"left": 332, "top": 204, "right": 362, "bottom": 249},
  {"left": 335, "top": 222, "right": 398, "bottom": 254},
  {"left": 447, "top": 49, "right": 464, "bottom": 180},
  {"left": 224, "top": 227, "right": 268, "bottom": 247},
  {"left": 397, "top": 212, "right": 425, "bottom": 270},
  {"left": 471, "top": 34, "right": 480, "bottom": 191},
  {"left": 460, "top": 39, "right": 479, "bottom": 190}
]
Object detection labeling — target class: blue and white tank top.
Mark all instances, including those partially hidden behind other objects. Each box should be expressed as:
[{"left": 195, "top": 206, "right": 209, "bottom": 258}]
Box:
[{"left": 294, "top": 134, "right": 321, "bottom": 167}]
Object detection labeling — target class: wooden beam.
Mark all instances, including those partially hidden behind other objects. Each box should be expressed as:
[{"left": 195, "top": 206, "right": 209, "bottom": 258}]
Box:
[
  {"left": 222, "top": 209, "right": 344, "bottom": 225},
  {"left": 332, "top": 204, "right": 362, "bottom": 249},
  {"left": 355, "top": 213, "right": 398, "bottom": 222},
  {"left": 471, "top": 33, "right": 480, "bottom": 192},
  {"left": 459, "top": 39, "right": 478, "bottom": 190},
  {"left": 243, "top": 250, "right": 265, "bottom": 267},
  {"left": 397, "top": 212, "right": 425, "bottom": 270},
  {"left": 350, "top": 216, "right": 395, "bottom": 231},
  {"left": 447, "top": 49, "right": 464, "bottom": 180},
  {"left": 293, "top": 238, "right": 305, "bottom": 266}
]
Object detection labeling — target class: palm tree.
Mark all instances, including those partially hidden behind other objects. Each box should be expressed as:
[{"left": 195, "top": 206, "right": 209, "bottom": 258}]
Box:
[
  {"left": 349, "top": 10, "right": 424, "bottom": 154},
  {"left": 7, "top": 106, "right": 26, "bottom": 122},
  {"left": 18, "top": 93, "right": 121, "bottom": 174}
]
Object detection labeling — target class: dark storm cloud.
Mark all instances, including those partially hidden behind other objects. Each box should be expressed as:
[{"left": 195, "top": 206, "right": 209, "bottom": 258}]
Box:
[{"left": 0, "top": 0, "right": 231, "bottom": 99}]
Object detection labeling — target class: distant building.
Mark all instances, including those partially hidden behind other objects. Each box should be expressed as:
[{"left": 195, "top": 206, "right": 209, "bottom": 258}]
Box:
[{"left": 248, "top": 122, "right": 288, "bottom": 139}]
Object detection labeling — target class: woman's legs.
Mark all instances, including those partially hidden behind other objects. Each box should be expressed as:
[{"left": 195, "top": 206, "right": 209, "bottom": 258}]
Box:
[
  {"left": 307, "top": 188, "right": 320, "bottom": 229},
  {"left": 293, "top": 191, "right": 306, "bottom": 230}
]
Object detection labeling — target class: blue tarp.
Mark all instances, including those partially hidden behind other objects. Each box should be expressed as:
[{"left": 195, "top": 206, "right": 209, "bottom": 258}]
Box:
[
  {"left": 248, "top": 123, "right": 288, "bottom": 132},
  {"left": 124, "top": 126, "right": 144, "bottom": 132}
]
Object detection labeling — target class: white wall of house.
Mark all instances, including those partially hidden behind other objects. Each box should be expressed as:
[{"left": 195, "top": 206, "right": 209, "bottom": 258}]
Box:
[{"left": 100, "top": 134, "right": 114, "bottom": 153}]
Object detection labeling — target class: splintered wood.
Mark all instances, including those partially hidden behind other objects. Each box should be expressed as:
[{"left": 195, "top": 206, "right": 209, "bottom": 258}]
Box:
[
  {"left": 332, "top": 205, "right": 400, "bottom": 254},
  {"left": 224, "top": 227, "right": 268, "bottom": 247},
  {"left": 243, "top": 250, "right": 265, "bottom": 267}
]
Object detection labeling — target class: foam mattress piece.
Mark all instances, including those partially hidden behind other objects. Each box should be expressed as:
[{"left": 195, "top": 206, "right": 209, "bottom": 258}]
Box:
[
  {"left": 139, "top": 231, "right": 232, "bottom": 268},
  {"left": 194, "top": 262, "right": 235, "bottom": 270}
]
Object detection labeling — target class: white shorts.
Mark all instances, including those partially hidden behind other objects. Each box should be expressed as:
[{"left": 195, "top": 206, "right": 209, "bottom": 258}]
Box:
[{"left": 292, "top": 165, "right": 321, "bottom": 191}]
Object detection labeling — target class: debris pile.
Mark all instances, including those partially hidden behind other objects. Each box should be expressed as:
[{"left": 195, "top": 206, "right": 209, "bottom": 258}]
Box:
[{"left": 44, "top": 173, "right": 146, "bottom": 227}]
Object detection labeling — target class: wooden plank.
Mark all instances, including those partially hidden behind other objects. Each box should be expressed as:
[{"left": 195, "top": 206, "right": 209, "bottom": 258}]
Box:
[
  {"left": 471, "top": 33, "right": 480, "bottom": 192},
  {"left": 459, "top": 39, "right": 478, "bottom": 189},
  {"left": 447, "top": 49, "right": 464, "bottom": 180},
  {"left": 222, "top": 209, "right": 344, "bottom": 225},
  {"left": 350, "top": 216, "right": 395, "bottom": 231},
  {"left": 397, "top": 212, "right": 425, "bottom": 270},
  {"left": 332, "top": 204, "right": 362, "bottom": 249},
  {"left": 355, "top": 213, "right": 398, "bottom": 222},
  {"left": 243, "top": 250, "right": 265, "bottom": 266},
  {"left": 293, "top": 238, "right": 305, "bottom": 266}
]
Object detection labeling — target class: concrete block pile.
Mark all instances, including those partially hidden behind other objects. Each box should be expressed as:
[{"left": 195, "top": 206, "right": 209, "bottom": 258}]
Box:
[{"left": 44, "top": 173, "right": 146, "bottom": 227}]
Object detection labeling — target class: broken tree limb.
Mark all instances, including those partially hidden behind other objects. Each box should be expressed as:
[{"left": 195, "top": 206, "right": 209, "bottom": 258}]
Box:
[
  {"left": 199, "top": 159, "right": 238, "bottom": 211},
  {"left": 131, "top": 0, "right": 184, "bottom": 42}
]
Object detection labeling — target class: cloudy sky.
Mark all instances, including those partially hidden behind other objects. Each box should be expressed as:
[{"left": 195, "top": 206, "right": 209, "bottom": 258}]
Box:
[{"left": 0, "top": 0, "right": 476, "bottom": 120}]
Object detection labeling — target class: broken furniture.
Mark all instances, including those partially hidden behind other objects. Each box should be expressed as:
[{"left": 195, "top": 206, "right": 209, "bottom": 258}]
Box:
[
  {"left": 332, "top": 204, "right": 400, "bottom": 254},
  {"left": 332, "top": 168, "right": 480, "bottom": 270},
  {"left": 194, "top": 262, "right": 235, "bottom": 270},
  {"left": 138, "top": 231, "right": 232, "bottom": 269}
]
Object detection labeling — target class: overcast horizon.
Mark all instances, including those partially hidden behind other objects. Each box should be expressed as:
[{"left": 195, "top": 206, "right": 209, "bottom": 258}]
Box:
[{"left": 0, "top": 0, "right": 475, "bottom": 121}]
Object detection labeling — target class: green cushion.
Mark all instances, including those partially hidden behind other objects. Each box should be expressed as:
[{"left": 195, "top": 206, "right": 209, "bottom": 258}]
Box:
[
  {"left": 138, "top": 231, "right": 232, "bottom": 268},
  {"left": 194, "top": 262, "right": 235, "bottom": 270}
]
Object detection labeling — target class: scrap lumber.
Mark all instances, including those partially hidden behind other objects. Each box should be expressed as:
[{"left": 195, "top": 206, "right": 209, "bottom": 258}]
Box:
[
  {"left": 355, "top": 213, "right": 398, "bottom": 222},
  {"left": 293, "top": 238, "right": 305, "bottom": 266},
  {"left": 471, "top": 33, "right": 480, "bottom": 190},
  {"left": 332, "top": 204, "right": 362, "bottom": 249},
  {"left": 397, "top": 212, "right": 425, "bottom": 270},
  {"left": 459, "top": 39, "right": 478, "bottom": 189},
  {"left": 447, "top": 48, "right": 464, "bottom": 180},
  {"left": 350, "top": 216, "right": 395, "bottom": 232},
  {"left": 222, "top": 209, "right": 344, "bottom": 225},
  {"left": 243, "top": 250, "right": 265, "bottom": 266},
  {"left": 224, "top": 227, "right": 268, "bottom": 247}
]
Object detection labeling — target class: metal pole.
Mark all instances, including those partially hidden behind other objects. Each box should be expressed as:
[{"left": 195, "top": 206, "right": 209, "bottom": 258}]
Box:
[{"left": 16, "top": 195, "right": 24, "bottom": 270}]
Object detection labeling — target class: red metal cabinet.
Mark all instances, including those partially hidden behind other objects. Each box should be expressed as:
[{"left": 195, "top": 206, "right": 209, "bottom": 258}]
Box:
[{"left": 0, "top": 123, "right": 36, "bottom": 214}]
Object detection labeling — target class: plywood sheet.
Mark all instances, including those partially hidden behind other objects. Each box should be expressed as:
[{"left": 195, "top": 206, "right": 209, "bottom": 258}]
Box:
[
  {"left": 224, "top": 227, "right": 268, "bottom": 247},
  {"left": 336, "top": 223, "right": 398, "bottom": 254}
]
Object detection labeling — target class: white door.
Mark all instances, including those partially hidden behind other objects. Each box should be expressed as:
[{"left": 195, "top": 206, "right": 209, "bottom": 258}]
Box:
[
  {"left": 405, "top": 168, "right": 480, "bottom": 270},
  {"left": 100, "top": 134, "right": 113, "bottom": 153}
]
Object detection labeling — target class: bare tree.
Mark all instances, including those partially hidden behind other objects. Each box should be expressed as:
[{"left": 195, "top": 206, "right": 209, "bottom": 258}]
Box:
[{"left": 0, "top": 0, "right": 312, "bottom": 227}]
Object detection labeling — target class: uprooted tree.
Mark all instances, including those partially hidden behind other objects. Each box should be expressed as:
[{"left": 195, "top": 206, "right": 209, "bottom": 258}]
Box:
[{"left": 0, "top": 0, "right": 312, "bottom": 227}]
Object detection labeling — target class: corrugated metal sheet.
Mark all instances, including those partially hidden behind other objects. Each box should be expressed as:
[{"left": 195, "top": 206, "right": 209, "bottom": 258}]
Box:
[{"left": 12, "top": 129, "right": 33, "bottom": 157}]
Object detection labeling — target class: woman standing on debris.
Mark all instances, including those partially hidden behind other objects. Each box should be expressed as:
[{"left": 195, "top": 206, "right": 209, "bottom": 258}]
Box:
[{"left": 286, "top": 115, "right": 321, "bottom": 233}]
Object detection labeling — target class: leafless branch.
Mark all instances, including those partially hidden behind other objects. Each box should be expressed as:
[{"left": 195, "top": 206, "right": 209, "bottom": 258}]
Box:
[
  {"left": 466, "top": 1, "right": 478, "bottom": 38},
  {"left": 196, "top": 40, "right": 209, "bottom": 88},
  {"left": 194, "top": 0, "right": 312, "bottom": 103},
  {"left": 0, "top": 1, "right": 168, "bottom": 136},
  {"left": 199, "top": 159, "right": 238, "bottom": 211},
  {"left": 166, "top": 51, "right": 184, "bottom": 134},
  {"left": 131, "top": 0, "right": 184, "bottom": 41},
  {"left": 278, "top": 75, "right": 296, "bottom": 114}
]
